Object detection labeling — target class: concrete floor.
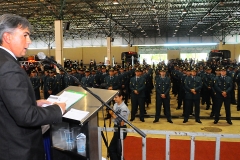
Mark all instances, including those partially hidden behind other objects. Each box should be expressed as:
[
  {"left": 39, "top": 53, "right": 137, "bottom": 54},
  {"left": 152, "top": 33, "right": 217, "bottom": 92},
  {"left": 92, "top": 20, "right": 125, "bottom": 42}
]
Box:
[{"left": 99, "top": 90, "right": 240, "bottom": 158}]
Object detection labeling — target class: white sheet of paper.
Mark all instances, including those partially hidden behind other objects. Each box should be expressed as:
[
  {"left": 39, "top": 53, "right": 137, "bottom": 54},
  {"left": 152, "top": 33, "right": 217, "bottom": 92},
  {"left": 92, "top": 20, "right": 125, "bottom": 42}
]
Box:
[
  {"left": 41, "top": 91, "right": 85, "bottom": 109},
  {"left": 63, "top": 108, "right": 89, "bottom": 121}
]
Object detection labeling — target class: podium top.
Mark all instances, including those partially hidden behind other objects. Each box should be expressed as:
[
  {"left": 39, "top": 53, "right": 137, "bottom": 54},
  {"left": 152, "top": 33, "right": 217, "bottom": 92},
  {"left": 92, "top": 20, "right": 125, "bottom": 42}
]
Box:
[{"left": 58, "top": 86, "right": 118, "bottom": 125}]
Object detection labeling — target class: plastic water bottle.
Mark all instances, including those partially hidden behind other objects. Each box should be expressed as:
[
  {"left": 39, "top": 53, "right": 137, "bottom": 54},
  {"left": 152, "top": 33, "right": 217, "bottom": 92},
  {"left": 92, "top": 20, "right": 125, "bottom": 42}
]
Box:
[{"left": 76, "top": 133, "right": 86, "bottom": 153}]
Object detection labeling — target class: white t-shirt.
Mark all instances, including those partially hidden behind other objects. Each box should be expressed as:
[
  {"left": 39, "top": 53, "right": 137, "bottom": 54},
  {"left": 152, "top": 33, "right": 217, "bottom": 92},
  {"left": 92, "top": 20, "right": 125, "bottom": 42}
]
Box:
[{"left": 112, "top": 101, "right": 130, "bottom": 125}]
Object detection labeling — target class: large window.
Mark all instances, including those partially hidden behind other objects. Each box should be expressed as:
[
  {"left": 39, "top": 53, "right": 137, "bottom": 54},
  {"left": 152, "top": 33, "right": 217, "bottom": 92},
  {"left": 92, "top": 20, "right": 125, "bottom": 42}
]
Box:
[
  {"left": 140, "top": 54, "right": 168, "bottom": 65},
  {"left": 180, "top": 53, "right": 208, "bottom": 61}
]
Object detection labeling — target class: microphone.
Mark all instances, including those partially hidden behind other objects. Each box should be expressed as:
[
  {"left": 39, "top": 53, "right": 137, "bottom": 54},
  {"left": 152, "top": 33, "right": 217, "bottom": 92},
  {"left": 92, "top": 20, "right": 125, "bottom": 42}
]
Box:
[{"left": 37, "top": 52, "right": 58, "bottom": 64}]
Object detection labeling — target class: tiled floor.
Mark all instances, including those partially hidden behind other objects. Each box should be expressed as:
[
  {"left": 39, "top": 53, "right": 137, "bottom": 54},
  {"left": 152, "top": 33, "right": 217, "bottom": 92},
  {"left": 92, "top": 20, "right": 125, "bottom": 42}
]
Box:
[{"left": 99, "top": 90, "right": 240, "bottom": 158}]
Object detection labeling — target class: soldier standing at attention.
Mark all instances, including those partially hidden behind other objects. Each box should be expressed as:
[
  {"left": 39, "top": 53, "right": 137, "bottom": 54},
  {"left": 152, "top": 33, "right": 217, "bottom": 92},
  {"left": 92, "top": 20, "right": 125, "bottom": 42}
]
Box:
[
  {"left": 46, "top": 70, "right": 57, "bottom": 96},
  {"left": 213, "top": 67, "right": 232, "bottom": 125},
  {"left": 129, "top": 68, "right": 146, "bottom": 122},
  {"left": 183, "top": 68, "right": 202, "bottom": 123},
  {"left": 203, "top": 67, "right": 214, "bottom": 110},
  {"left": 153, "top": 67, "right": 173, "bottom": 123},
  {"left": 29, "top": 70, "right": 41, "bottom": 100},
  {"left": 55, "top": 69, "right": 65, "bottom": 93},
  {"left": 81, "top": 68, "right": 92, "bottom": 87}
]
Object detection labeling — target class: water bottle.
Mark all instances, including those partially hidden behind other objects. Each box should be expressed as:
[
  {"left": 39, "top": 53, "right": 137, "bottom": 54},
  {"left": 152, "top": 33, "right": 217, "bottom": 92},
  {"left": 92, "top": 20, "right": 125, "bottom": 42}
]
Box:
[{"left": 76, "top": 133, "right": 86, "bottom": 153}]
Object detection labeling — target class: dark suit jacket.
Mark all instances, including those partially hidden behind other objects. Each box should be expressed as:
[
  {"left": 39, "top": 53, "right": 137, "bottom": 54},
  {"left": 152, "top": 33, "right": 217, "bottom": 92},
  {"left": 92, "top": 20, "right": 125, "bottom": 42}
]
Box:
[
  {"left": 155, "top": 76, "right": 171, "bottom": 98},
  {"left": 214, "top": 76, "right": 232, "bottom": 99},
  {"left": 0, "top": 48, "right": 62, "bottom": 160}
]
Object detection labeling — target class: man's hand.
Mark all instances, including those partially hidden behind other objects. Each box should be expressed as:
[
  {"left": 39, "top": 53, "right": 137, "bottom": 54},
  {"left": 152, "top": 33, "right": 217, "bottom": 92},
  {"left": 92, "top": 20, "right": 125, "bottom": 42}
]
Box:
[
  {"left": 55, "top": 102, "right": 66, "bottom": 114},
  {"left": 134, "top": 90, "right": 139, "bottom": 94},
  {"left": 37, "top": 99, "right": 51, "bottom": 107},
  {"left": 222, "top": 91, "right": 227, "bottom": 97},
  {"left": 161, "top": 94, "right": 166, "bottom": 98},
  {"left": 48, "top": 90, "right": 52, "bottom": 94},
  {"left": 108, "top": 87, "right": 113, "bottom": 90},
  {"left": 190, "top": 89, "right": 195, "bottom": 93}
]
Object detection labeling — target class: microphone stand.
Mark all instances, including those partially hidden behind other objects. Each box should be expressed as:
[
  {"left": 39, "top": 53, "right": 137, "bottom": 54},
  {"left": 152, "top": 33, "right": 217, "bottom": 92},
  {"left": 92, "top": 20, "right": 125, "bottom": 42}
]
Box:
[{"left": 44, "top": 60, "right": 146, "bottom": 139}]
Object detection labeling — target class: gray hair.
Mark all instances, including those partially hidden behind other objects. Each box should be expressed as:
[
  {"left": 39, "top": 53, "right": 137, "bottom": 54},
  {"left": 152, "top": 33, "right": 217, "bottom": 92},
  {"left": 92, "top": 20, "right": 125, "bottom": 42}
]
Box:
[{"left": 0, "top": 14, "right": 31, "bottom": 45}]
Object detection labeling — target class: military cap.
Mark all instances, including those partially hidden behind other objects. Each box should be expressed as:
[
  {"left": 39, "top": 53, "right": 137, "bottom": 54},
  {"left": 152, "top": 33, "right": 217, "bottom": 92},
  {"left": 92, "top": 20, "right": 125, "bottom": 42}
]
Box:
[
  {"left": 221, "top": 67, "right": 227, "bottom": 71},
  {"left": 215, "top": 67, "right": 220, "bottom": 71},
  {"left": 101, "top": 65, "right": 106, "bottom": 69},
  {"left": 109, "top": 68, "right": 114, "bottom": 71},
  {"left": 85, "top": 68, "right": 90, "bottom": 72},
  {"left": 31, "top": 70, "right": 36, "bottom": 73},
  {"left": 159, "top": 67, "right": 166, "bottom": 72},
  {"left": 67, "top": 68, "right": 72, "bottom": 72},
  {"left": 186, "top": 67, "right": 191, "bottom": 71},
  {"left": 135, "top": 67, "right": 141, "bottom": 72},
  {"left": 205, "top": 66, "right": 211, "bottom": 70},
  {"left": 191, "top": 67, "right": 197, "bottom": 71}
]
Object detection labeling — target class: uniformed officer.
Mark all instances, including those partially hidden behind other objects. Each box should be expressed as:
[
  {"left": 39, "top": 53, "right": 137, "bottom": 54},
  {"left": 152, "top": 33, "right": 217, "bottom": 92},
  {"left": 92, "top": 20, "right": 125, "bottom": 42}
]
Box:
[
  {"left": 235, "top": 67, "right": 240, "bottom": 111},
  {"left": 42, "top": 70, "right": 49, "bottom": 99},
  {"left": 104, "top": 68, "right": 120, "bottom": 90},
  {"left": 153, "top": 67, "right": 172, "bottom": 123},
  {"left": 29, "top": 70, "right": 41, "bottom": 100},
  {"left": 210, "top": 67, "right": 221, "bottom": 117},
  {"left": 176, "top": 67, "right": 187, "bottom": 110},
  {"left": 213, "top": 67, "right": 232, "bottom": 124},
  {"left": 64, "top": 68, "right": 74, "bottom": 88},
  {"left": 46, "top": 70, "right": 57, "bottom": 96},
  {"left": 81, "top": 68, "right": 92, "bottom": 87},
  {"left": 90, "top": 68, "right": 100, "bottom": 88},
  {"left": 55, "top": 69, "right": 65, "bottom": 93},
  {"left": 203, "top": 66, "right": 214, "bottom": 110},
  {"left": 183, "top": 67, "right": 202, "bottom": 123},
  {"left": 129, "top": 68, "right": 146, "bottom": 122},
  {"left": 100, "top": 65, "right": 108, "bottom": 88}
]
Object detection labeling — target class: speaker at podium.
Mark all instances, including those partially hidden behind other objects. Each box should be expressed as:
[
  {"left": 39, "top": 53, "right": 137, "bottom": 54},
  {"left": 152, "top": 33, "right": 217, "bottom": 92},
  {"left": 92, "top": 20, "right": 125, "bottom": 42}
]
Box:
[{"left": 50, "top": 86, "right": 118, "bottom": 160}]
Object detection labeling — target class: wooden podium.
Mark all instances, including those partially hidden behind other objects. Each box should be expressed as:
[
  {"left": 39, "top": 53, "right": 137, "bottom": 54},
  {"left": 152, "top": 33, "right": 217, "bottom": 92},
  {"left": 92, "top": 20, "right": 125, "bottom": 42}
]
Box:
[{"left": 51, "top": 86, "right": 118, "bottom": 160}]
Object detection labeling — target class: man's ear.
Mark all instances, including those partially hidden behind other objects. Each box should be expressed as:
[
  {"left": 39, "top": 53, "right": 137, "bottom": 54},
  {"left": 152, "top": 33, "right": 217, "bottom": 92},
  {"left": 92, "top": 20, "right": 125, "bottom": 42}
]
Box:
[{"left": 2, "top": 32, "right": 11, "bottom": 44}]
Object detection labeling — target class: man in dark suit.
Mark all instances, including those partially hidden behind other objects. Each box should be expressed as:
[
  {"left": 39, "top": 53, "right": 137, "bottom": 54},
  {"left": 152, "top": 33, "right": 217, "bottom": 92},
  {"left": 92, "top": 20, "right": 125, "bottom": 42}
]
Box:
[{"left": 0, "top": 14, "right": 66, "bottom": 160}]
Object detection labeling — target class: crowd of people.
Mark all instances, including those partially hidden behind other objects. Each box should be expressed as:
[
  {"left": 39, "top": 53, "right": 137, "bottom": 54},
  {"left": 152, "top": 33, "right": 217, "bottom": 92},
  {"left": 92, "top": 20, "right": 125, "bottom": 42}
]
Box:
[{"left": 24, "top": 56, "right": 240, "bottom": 125}]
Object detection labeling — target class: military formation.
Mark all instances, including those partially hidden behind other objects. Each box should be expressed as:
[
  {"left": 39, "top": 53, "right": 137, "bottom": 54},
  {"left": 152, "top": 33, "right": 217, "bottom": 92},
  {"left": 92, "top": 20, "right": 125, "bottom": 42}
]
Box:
[{"left": 25, "top": 58, "right": 240, "bottom": 125}]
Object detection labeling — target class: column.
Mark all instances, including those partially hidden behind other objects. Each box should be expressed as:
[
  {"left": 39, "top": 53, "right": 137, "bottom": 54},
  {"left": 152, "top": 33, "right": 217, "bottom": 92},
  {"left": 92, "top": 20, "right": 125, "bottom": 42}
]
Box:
[
  {"left": 54, "top": 20, "right": 63, "bottom": 65},
  {"left": 106, "top": 37, "right": 111, "bottom": 65}
]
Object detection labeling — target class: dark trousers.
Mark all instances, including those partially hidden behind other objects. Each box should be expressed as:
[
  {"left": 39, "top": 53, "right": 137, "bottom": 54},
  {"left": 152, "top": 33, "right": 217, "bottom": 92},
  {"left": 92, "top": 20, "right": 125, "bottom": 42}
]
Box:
[
  {"left": 237, "top": 88, "right": 240, "bottom": 109},
  {"left": 109, "top": 125, "right": 127, "bottom": 160},
  {"left": 44, "top": 90, "right": 49, "bottom": 99},
  {"left": 231, "top": 85, "right": 236, "bottom": 103},
  {"left": 184, "top": 99, "right": 200, "bottom": 121},
  {"left": 215, "top": 97, "right": 231, "bottom": 121},
  {"left": 205, "top": 87, "right": 213, "bottom": 107},
  {"left": 211, "top": 95, "right": 216, "bottom": 115},
  {"left": 34, "top": 89, "right": 40, "bottom": 100},
  {"left": 177, "top": 89, "right": 185, "bottom": 108},
  {"left": 155, "top": 96, "right": 171, "bottom": 121},
  {"left": 130, "top": 94, "right": 145, "bottom": 120}
]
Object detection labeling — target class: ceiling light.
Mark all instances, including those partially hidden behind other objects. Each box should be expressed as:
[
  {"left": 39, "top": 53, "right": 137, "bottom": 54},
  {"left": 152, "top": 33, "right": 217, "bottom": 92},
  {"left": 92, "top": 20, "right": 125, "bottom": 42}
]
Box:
[
  {"left": 175, "top": 29, "right": 178, "bottom": 32},
  {"left": 193, "top": 26, "right": 197, "bottom": 29},
  {"left": 141, "top": 30, "right": 144, "bottom": 32},
  {"left": 125, "top": 12, "right": 129, "bottom": 17},
  {"left": 178, "top": 18, "right": 183, "bottom": 22},
  {"left": 210, "top": 28, "right": 213, "bottom": 30},
  {"left": 204, "top": 31, "right": 207, "bottom": 33},
  {"left": 190, "top": 30, "right": 193, "bottom": 32},
  {"left": 113, "top": 0, "right": 119, "bottom": 4},
  {"left": 157, "top": 28, "right": 160, "bottom": 30},
  {"left": 176, "top": 25, "right": 180, "bottom": 27}
]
